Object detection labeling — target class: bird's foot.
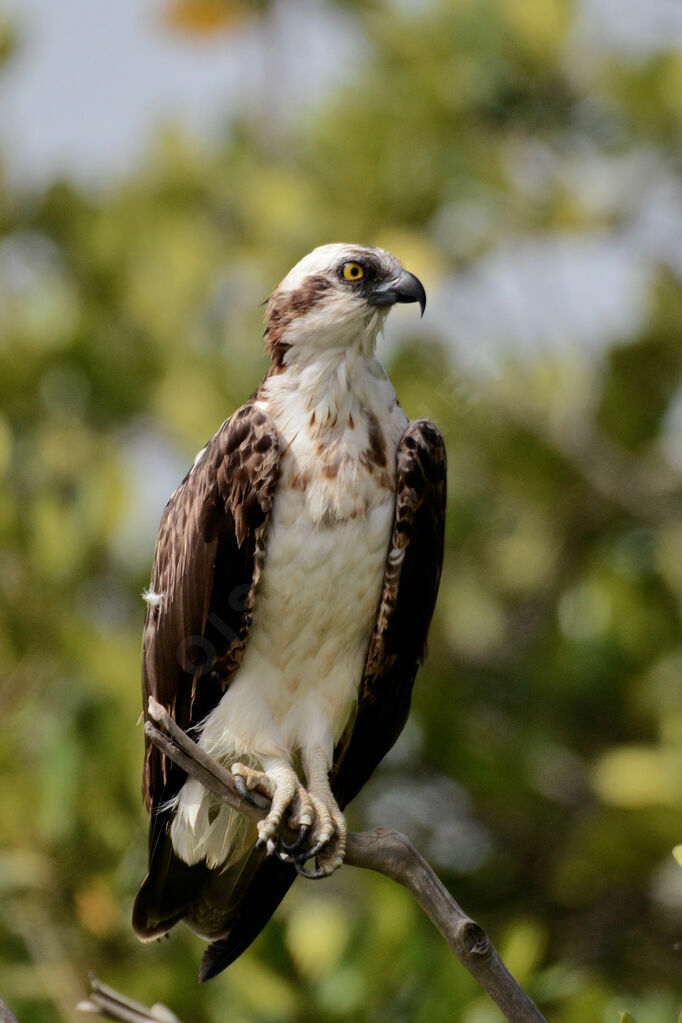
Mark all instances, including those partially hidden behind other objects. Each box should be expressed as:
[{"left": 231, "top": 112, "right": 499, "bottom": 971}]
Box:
[
  {"left": 230, "top": 763, "right": 273, "bottom": 808},
  {"left": 289, "top": 791, "right": 347, "bottom": 879},
  {"left": 231, "top": 762, "right": 275, "bottom": 806},
  {"left": 231, "top": 763, "right": 313, "bottom": 852},
  {"left": 231, "top": 762, "right": 346, "bottom": 877}
]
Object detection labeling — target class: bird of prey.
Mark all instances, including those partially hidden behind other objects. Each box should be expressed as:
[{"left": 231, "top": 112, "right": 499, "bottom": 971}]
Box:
[{"left": 133, "top": 244, "right": 446, "bottom": 981}]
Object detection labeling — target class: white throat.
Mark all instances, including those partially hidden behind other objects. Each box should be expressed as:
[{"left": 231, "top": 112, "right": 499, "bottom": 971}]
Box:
[
  {"left": 267, "top": 311, "right": 389, "bottom": 431},
  {"left": 256, "top": 319, "right": 407, "bottom": 524}
]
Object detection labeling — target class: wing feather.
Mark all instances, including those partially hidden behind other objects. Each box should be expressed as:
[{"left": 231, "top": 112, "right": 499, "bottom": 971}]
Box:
[
  {"left": 332, "top": 417, "right": 447, "bottom": 807},
  {"left": 134, "top": 402, "right": 280, "bottom": 939}
]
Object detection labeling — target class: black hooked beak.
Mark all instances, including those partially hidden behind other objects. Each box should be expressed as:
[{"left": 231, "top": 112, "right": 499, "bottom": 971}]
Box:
[{"left": 367, "top": 269, "right": 426, "bottom": 317}]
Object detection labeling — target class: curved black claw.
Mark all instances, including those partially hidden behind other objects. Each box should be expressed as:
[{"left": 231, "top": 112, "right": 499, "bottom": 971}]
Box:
[
  {"left": 294, "top": 838, "right": 325, "bottom": 864},
  {"left": 232, "top": 775, "right": 259, "bottom": 808},
  {"left": 294, "top": 858, "right": 328, "bottom": 880},
  {"left": 280, "top": 824, "right": 309, "bottom": 854}
]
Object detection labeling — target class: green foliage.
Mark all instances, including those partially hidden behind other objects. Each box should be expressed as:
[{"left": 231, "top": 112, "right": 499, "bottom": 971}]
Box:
[{"left": 1, "top": 1, "right": 681, "bottom": 1021}]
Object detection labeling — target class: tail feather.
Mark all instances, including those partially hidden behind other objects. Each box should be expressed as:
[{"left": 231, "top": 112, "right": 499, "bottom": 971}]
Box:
[
  {"left": 133, "top": 838, "right": 209, "bottom": 941},
  {"left": 199, "top": 857, "right": 297, "bottom": 981},
  {"left": 134, "top": 819, "right": 298, "bottom": 983}
]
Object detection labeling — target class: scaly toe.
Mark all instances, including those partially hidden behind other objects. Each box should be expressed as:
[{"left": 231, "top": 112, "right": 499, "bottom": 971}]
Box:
[
  {"left": 231, "top": 763, "right": 276, "bottom": 802},
  {"left": 257, "top": 814, "right": 282, "bottom": 846},
  {"left": 288, "top": 787, "right": 315, "bottom": 830}
]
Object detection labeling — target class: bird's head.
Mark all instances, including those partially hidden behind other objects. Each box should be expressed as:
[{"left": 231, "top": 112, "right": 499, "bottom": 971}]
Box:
[{"left": 264, "top": 243, "right": 426, "bottom": 367}]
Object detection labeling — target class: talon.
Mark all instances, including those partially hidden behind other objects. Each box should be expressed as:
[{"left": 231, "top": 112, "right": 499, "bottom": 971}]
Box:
[
  {"left": 294, "top": 857, "right": 336, "bottom": 880},
  {"left": 232, "top": 774, "right": 259, "bottom": 807},
  {"left": 296, "top": 838, "right": 325, "bottom": 862},
  {"left": 281, "top": 824, "right": 309, "bottom": 853},
  {"left": 231, "top": 763, "right": 276, "bottom": 803},
  {"left": 295, "top": 860, "right": 328, "bottom": 880}
]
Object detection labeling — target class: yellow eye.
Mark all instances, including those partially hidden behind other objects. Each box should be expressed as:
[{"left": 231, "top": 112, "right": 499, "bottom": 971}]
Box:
[{"left": 342, "top": 261, "right": 364, "bottom": 281}]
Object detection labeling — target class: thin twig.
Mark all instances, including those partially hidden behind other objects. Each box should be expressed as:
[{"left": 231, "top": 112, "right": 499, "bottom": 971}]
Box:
[
  {"left": 0, "top": 997, "right": 20, "bottom": 1023},
  {"left": 139, "top": 699, "right": 548, "bottom": 1023},
  {"left": 78, "top": 975, "right": 180, "bottom": 1023}
]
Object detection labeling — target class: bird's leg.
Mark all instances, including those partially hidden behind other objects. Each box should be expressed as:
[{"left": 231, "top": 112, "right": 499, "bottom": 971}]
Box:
[
  {"left": 295, "top": 745, "right": 347, "bottom": 879},
  {"left": 231, "top": 760, "right": 313, "bottom": 854}
]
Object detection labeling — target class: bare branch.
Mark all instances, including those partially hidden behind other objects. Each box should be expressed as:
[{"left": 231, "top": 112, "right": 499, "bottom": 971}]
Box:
[
  {"left": 344, "top": 830, "right": 547, "bottom": 1021},
  {"left": 140, "top": 700, "right": 548, "bottom": 1023},
  {"left": 78, "top": 975, "right": 180, "bottom": 1023}
]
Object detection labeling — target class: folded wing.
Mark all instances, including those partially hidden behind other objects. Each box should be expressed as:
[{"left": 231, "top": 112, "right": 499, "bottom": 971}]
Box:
[{"left": 133, "top": 402, "right": 280, "bottom": 940}]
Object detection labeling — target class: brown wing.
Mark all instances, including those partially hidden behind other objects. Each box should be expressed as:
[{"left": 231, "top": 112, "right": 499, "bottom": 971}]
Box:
[
  {"left": 331, "top": 417, "right": 447, "bottom": 807},
  {"left": 133, "top": 401, "right": 280, "bottom": 940},
  {"left": 197, "top": 418, "right": 446, "bottom": 981}
]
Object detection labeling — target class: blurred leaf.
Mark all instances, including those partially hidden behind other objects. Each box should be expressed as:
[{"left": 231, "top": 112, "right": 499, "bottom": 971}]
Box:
[
  {"left": 0, "top": 15, "right": 17, "bottom": 63},
  {"left": 499, "top": 917, "right": 547, "bottom": 985},
  {"left": 592, "top": 746, "right": 682, "bottom": 808},
  {"left": 597, "top": 335, "right": 682, "bottom": 451},
  {"left": 75, "top": 879, "right": 120, "bottom": 937},
  {"left": 227, "top": 954, "right": 299, "bottom": 1018},
  {"left": 654, "top": 523, "right": 682, "bottom": 601},
  {"left": 161, "top": 0, "right": 262, "bottom": 36},
  {"left": 501, "top": 0, "right": 570, "bottom": 60},
  {"left": 285, "top": 897, "right": 350, "bottom": 979}
]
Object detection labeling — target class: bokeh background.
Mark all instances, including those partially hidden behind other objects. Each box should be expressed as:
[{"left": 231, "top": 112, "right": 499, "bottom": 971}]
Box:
[{"left": 1, "top": 1, "right": 681, "bottom": 1021}]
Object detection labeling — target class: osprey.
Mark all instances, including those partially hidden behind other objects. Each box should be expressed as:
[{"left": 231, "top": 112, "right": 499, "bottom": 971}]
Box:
[{"left": 133, "top": 244, "right": 446, "bottom": 981}]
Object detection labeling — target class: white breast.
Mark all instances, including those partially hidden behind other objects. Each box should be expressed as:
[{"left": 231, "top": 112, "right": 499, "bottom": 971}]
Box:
[{"left": 200, "top": 485, "right": 395, "bottom": 763}]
